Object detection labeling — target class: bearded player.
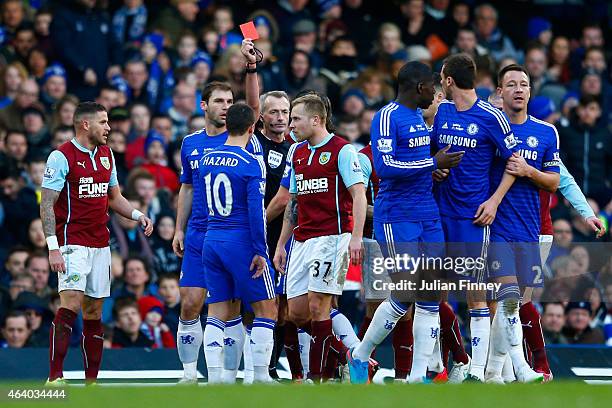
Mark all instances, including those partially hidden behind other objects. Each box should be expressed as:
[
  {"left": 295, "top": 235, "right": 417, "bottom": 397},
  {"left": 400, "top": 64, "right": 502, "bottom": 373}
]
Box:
[{"left": 42, "top": 102, "right": 153, "bottom": 385}]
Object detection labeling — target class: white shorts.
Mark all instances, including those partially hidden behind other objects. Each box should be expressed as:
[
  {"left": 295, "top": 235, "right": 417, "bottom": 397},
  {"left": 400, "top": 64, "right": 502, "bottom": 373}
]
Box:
[
  {"left": 539, "top": 235, "right": 554, "bottom": 264},
  {"left": 286, "top": 233, "right": 351, "bottom": 299},
  {"left": 58, "top": 245, "right": 112, "bottom": 298}
]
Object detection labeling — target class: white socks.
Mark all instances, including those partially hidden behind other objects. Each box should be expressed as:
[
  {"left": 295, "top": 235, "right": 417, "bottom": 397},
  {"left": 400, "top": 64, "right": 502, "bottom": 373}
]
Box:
[
  {"left": 177, "top": 317, "right": 203, "bottom": 379},
  {"left": 203, "top": 317, "right": 225, "bottom": 384},
  {"left": 468, "top": 308, "right": 490, "bottom": 380},
  {"left": 353, "top": 299, "right": 407, "bottom": 362},
  {"left": 408, "top": 303, "right": 439, "bottom": 383},
  {"left": 243, "top": 327, "right": 254, "bottom": 384},
  {"left": 251, "top": 318, "right": 276, "bottom": 383},
  {"left": 222, "top": 317, "right": 245, "bottom": 384},
  {"left": 297, "top": 328, "right": 310, "bottom": 377},
  {"left": 330, "top": 308, "right": 360, "bottom": 349}
]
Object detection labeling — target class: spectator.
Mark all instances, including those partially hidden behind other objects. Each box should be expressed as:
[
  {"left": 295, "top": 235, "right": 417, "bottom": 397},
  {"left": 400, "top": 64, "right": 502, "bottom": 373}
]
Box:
[
  {"left": 109, "top": 197, "right": 154, "bottom": 263},
  {"left": 211, "top": 44, "right": 246, "bottom": 101},
  {"left": 0, "top": 166, "right": 38, "bottom": 245},
  {"left": 25, "top": 154, "right": 45, "bottom": 197},
  {"left": 524, "top": 44, "right": 566, "bottom": 106},
  {"left": 284, "top": 49, "right": 325, "bottom": 100},
  {"left": 21, "top": 103, "right": 49, "bottom": 156},
  {"left": 151, "top": 114, "right": 173, "bottom": 144},
  {"left": 138, "top": 131, "right": 180, "bottom": 193},
  {"left": 7, "top": 273, "right": 34, "bottom": 303},
  {"left": 95, "top": 86, "right": 121, "bottom": 112},
  {"left": 108, "top": 106, "right": 131, "bottom": 137},
  {"left": 50, "top": 0, "right": 121, "bottom": 100},
  {"left": 541, "top": 302, "right": 567, "bottom": 344},
  {"left": 157, "top": 274, "right": 180, "bottom": 337},
  {"left": 112, "top": 0, "right": 148, "bottom": 58},
  {"left": 25, "top": 251, "right": 51, "bottom": 301},
  {"left": 33, "top": 8, "right": 54, "bottom": 60},
  {"left": 26, "top": 218, "right": 45, "bottom": 252},
  {"left": 527, "top": 17, "right": 552, "bottom": 47},
  {"left": 50, "top": 126, "right": 75, "bottom": 150},
  {"left": 451, "top": 28, "right": 493, "bottom": 70},
  {"left": 336, "top": 114, "right": 361, "bottom": 148},
  {"left": 0, "top": 61, "right": 28, "bottom": 109},
  {"left": 28, "top": 48, "right": 48, "bottom": 84},
  {"left": 569, "top": 23, "right": 604, "bottom": 79},
  {"left": 548, "top": 36, "right": 571, "bottom": 85},
  {"left": 372, "top": 22, "right": 406, "bottom": 78},
  {"left": 341, "top": 0, "right": 381, "bottom": 61},
  {"left": 49, "top": 94, "right": 78, "bottom": 131},
  {"left": 112, "top": 256, "right": 156, "bottom": 301},
  {"left": 290, "top": 19, "right": 323, "bottom": 70},
  {"left": 0, "top": 78, "right": 39, "bottom": 132},
  {"left": 1, "top": 245, "right": 29, "bottom": 287},
  {"left": 149, "top": 215, "right": 180, "bottom": 277},
  {"left": 558, "top": 95, "right": 610, "bottom": 204},
  {"left": 2, "top": 23, "right": 37, "bottom": 67},
  {"left": 111, "top": 298, "right": 154, "bottom": 348},
  {"left": 0, "top": 310, "right": 30, "bottom": 348},
  {"left": 40, "top": 64, "right": 67, "bottom": 113},
  {"left": 126, "top": 168, "right": 172, "bottom": 225},
  {"left": 124, "top": 59, "right": 151, "bottom": 107},
  {"left": 0, "top": 0, "right": 26, "bottom": 41},
  {"left": 562, "top": 302, "right": 605, "bottom": 344},
  {"left": 547, "top": 219, "right": 573, "bottom": 267},
  {"left": 12, "top": 290, "right": 51, "bottom": 347},
  {"left": 137, "top": 295, "right": 175, "bottom": 348},
  {"left": 124, "top": 102, "right": 151, "bottom": 169},
  {"left": 107, "top": 130, "right": 128, "bottom": 185},
  {"left": 319, "top": 36, "right": 359, "bottom": 105},
  {"left": 473, "top": 3, "right": 520, "bottom": 63},
  {"left": 344, "top": 68, "right": 393, "bottom": 110},
  {"left": 3, "top": 130, "right": 28, "bottom": 168},
  {"left": 167, "top": 81, "right": 196, "bottom": 140},
  {"left": 151, "top": 0, "right": 199, "bottom": 47}
]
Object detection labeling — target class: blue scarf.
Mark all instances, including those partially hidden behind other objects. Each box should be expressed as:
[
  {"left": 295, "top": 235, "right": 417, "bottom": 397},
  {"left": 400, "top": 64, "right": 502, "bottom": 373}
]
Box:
[{"left": 112, "top": 5, "right": 147, "bottom": 44}]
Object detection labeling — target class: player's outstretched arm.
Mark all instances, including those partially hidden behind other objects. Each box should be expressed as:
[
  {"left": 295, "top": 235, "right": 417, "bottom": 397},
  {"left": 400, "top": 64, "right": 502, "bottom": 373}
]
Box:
[
  {"left": 505, "top": 153, "right": 559, "bottom": 192},
  {"left": 558, "top": 161, "right": 606, "bottom": 238},
  {"left": 108, "top": 185, "right": 153, "bottom": 236},
  {"left": 40, "top": 187, "right": 65, "bottom": 274},
  {"left": 173, "top": 183, "right": 193, "bottom": 257},
  {"left": 242, "top": 39, "right": 260, "bottom": 119},
  {"left": 348, "top": 183, "right": 367, "bottom": 266},
  {"left": 274, "top": 193, "right": 297, "bottom": 274},
  {"left": 266, "top": 186, "right": 290, "bottom": 223},
  {"left": 474, "top": 171, "right": 516, "bottom": 226}
]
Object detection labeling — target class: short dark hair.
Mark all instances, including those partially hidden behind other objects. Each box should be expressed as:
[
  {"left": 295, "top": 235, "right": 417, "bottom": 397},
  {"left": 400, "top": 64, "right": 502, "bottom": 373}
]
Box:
[
  {"left": 6, "top": 245, "right": 30, "bottom": 260},
  {"left": 25, "top": 251, "right": 48, "bottom": 269},
  {"left": 338, "top": 114, "right": 359, "bottom": 124},
  {"left": 542, "top": 302, "right": 564, "bottom": 313},
  {"left": 3, "top": 310, "right": 29, "bottom": 329},
  {"left": 226, "top": 103, "right": 255, "bottom": 136},
  {"left": 442, "top": 53, "right": 476, "bottom": 89},
  {"left": 579, "top": 94, "right": 601, "bottom": 107},
  {"left": 158, "top": 273, "right": 179, "bottom": 286},
  {"left": 201, "top": 81, "right": 233, "bottom": 103},
  {"left": 73, "top": 102, "right": 106, "bottom": 124},
  {"left": 113, "top": 297, "right": 139, "bottom": 318},
  {"left": 497, "top": 64, "right": 530, "bottom": 86},
  {"left": 5, "top": 130, "right": 26, "bottom": 143},
  {"left": 52, "top": 125, "right": 75, "bottom": 137},
  {"left": 397, "top": 61, "right": 433, "bottom": 93}
]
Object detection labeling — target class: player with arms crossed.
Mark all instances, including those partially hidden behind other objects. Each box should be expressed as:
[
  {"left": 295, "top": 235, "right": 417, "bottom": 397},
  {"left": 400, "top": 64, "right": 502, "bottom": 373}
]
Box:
[
  {"left": 42, "top": 102, "right": 153, "bottom": 385},
  {"left": 199, "top": 103, "right": 277, "bottom": 384},
  {"left": 274, "top": 94, "right": 367, "bottom": 383},
  {"left": 347, "top": 62, "right": 463, "bottom": 384},
  {"left": 484, "top": 64, "right": 562, "bottom": 383},
  {"left": 173, "top": 81, "right": 262, "bottom": 384}
]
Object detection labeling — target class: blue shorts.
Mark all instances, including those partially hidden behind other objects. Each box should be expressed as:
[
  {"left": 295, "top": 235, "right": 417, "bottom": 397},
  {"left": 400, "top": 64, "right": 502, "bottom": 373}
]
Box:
[
  {"left": 488, "top": 232, "right": 543, "bottom": 288},
  {"left": 179, "top": 226, "right": 206, "bottom": 288},
  {"left": 441, "top": 216, "right": 489, "bottom": 283},
  {"left": 274, "top": 238, "right": 293, "bottom": 295},
  {"left": 373, "top": 220, "right": 445, "bottom": 273},
  {"left": 203, "top": 239, "right": 276, "bottom": 304}
]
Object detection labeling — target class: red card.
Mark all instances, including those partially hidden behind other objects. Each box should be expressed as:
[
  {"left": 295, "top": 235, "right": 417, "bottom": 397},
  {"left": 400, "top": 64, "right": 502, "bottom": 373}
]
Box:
[{"left": 239, "top": 21, "right": 259, "bottom": 40}]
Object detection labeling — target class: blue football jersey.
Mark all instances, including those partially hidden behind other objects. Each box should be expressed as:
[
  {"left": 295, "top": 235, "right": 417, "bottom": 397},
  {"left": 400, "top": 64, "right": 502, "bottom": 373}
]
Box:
[
  {"left": 432, "top": 99, "right": 518, "bottom": 219},
  {"left": 200, "top": 145, "right": 268, "bottom": 257},
  {"left": 179, "top": 129, "right": 263, "bottom": 230},
  {"left": 370, "top": 102, "right": 439, "bottom": 223},
  {"left": 491, "top": 115, "right": 560, "bottom": 241}
]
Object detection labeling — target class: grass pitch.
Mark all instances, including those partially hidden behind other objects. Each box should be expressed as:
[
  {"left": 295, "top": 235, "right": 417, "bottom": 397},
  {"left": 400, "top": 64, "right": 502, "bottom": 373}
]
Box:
[{"left": 2, "top": 382, "right": 611, "bottom": 408}]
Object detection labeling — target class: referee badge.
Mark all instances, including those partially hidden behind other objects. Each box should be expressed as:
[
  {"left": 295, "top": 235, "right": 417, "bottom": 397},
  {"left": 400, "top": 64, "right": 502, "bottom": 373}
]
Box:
[
  {"left": 319, "top": 152, "right": 331, "bottom": 165},
  {"left": 100, "top": 157, "right": 110, "bottom": 170}
]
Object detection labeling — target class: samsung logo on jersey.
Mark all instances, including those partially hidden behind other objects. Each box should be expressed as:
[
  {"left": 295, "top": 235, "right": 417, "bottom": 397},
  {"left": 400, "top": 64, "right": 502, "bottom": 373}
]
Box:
[
  {"left": 408, "top": 135, "right": 431, "bottom": 148},
  {"left": 517, "top": 149, "right": 538, "bottom": 161},
  {"left": 296, "top": 176, "right": 329, "bottom": 195},
  {"left": 201, "top": 156, "right": 239, "bottom": 167},
  {"left": 438, "top": 134, "right": 477, "bottom": 148}
]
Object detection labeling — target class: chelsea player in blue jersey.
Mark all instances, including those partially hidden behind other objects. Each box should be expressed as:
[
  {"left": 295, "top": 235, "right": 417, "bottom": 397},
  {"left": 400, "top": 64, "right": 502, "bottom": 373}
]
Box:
[
  {"left": 432, "top": 54, "right": 519, "bottom": 382},
  {"left": 172, "top": 82, "right": 262, "bottom": 384},
  {"left": 348, "top": 61, "right": 464, "bottom": 384},
  {"left": 200, "top": 103, "right": 277, "bottom": 384},
  {"left": 484, "top": 65, "right": 561, "bottom": 384}
]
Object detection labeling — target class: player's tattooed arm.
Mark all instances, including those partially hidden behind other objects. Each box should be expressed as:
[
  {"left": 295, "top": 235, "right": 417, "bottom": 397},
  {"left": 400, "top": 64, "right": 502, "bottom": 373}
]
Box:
[
  {"left": 286, "top": 193, "right": 298, "bottom": 225},
  {"left": 40, "top": 187, "right": 60, "bottom": 238},
  {"left": 273, "top": 193, "right": 298, "bottom": 273}
]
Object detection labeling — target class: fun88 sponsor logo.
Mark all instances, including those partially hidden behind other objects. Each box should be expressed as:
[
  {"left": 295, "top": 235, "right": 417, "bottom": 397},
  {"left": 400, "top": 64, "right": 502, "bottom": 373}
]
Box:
[
  {"left": 295, "top": 173, "right": 329, "bottom": 195},
  {"left": 78, "top": 177, "right": 109, "bottom": 198}
]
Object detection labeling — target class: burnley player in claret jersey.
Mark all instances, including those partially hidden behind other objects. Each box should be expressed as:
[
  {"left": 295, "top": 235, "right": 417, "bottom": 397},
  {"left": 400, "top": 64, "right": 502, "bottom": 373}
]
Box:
[
  {"left": 41, "top": 102, "right": 153, "bottom": 386},
  {"left": 484, "top": 65, "right": 561, "bottom": 383},
  {"left": 274, "top": 94, "right": 367, "bottom": 383}
]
